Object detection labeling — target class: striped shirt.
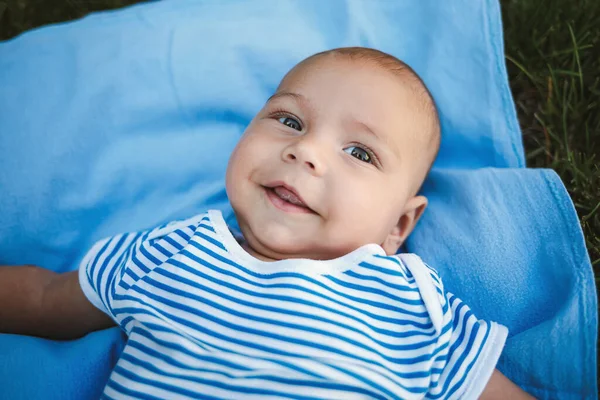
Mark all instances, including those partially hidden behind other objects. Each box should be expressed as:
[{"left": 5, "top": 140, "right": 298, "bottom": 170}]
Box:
[{"left": 79, "top": 210, "right": 507, "bottom": 400}]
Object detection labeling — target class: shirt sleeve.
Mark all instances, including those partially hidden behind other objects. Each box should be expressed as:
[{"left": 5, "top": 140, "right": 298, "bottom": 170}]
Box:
[
  {"left": 78, "top": 213, "right": 207, "bottom": 325},
  {"left": 426, "top": 288, "right": 508, "bottom": 400}
]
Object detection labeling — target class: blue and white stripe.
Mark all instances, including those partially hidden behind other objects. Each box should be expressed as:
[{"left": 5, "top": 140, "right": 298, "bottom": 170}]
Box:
[{"left": 80, "top": 210, "right": 507, "bottom": 399}]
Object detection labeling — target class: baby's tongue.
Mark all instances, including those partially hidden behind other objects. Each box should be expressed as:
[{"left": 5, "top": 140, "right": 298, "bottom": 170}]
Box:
[{"left": 273, "top": 186, "right": 305, "bottom": 206}]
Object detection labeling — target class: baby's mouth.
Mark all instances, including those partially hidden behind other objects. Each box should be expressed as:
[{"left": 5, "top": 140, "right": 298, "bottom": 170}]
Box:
[
  {"left": 272, "top": 186, "right": 306, "bottom": 206},
  {"left": 263, "top": 184, "right": 315, "bottom": 214}
]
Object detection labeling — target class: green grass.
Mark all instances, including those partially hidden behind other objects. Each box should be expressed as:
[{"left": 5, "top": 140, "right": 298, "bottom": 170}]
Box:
[
  {"left": 501, "top": 0, "right": 600, "bottom": 273},
  {"left": 1, "top": 0, "right": 599, "bottom": 273},
  {"left": 0, "top": 0, "right": 142, "bottom": 38}
]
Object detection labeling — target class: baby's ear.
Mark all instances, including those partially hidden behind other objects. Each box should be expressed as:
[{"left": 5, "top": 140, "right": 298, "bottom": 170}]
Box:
[{"left": 381, "top": 196, "right": 428, "bottom": 255}]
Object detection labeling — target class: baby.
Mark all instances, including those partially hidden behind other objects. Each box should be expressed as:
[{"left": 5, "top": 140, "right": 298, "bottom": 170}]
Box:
[{"left": 0, "top": 47, "right": 532, "bottom": 399}]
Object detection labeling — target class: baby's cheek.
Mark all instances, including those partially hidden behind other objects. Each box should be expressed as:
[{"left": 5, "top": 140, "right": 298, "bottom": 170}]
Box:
[
  {"left": 331, "top": 183, "right": 395, "bottom": 234},
  {"left": 335, "top": 182, "right": 375, "bottom": 211},
  {"left": 227, "top": 135, "right": 264, "bottom": 185}
]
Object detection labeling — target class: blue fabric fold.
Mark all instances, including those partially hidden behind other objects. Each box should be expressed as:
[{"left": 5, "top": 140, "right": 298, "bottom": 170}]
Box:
[
  {"left": 406, "top": 168, "right": 597, "bottom": 399},
  {"left": 0, "top": 0, "right": 596, "bottom": 398}
]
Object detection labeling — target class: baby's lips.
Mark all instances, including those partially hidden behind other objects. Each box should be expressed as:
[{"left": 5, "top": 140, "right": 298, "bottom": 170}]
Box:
[
  {"left": 273, "top": 186, "right": 307, "bottom": 207},
  {"left": 263, "top": 180, "right": 318, "bottom": 214}
]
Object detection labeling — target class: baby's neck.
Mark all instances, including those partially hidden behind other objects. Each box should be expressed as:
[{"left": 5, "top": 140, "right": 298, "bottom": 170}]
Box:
[{"left": 236, "top": 236, "right": 279, "bottom": 262}]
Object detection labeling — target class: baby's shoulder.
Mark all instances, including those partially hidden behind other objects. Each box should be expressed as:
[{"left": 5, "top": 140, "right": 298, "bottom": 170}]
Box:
[
  {"left": 370, "top": 252, "right": 443, "bottom": 287},
  {"left": 362, "top": 252, "right": 447, "bottom": 335}
]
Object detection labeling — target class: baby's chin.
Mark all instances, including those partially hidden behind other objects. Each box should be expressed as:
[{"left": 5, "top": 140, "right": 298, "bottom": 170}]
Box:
[{"left": 235, "top": 209, "right": 375, "bottom": 261}]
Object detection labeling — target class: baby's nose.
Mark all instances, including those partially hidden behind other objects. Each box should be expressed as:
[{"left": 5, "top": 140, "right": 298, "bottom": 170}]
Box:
[
  {"left": 285, "top": 153, "right": 315, "bottom": 170},
  {"left": 282, "top": 141, "right": 325, "bottom": 176}
]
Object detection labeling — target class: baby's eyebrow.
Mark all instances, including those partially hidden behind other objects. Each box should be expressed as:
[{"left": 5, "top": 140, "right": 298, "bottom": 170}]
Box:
[
  {"left": 354, "top": 119, "right": 380, "bottom": 141},
  {"left": 351, "top": 118, "right": 385, "bottom": 146},
  {"left": 267, "top": 91, "right": 309, "bottom": 107},
  {"left": 351, "top": 118, "right": 400, "bottom": 160}
]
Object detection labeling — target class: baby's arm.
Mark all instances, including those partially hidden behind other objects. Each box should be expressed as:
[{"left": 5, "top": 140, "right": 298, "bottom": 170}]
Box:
[
  {"left": 482, "top": 370, "right": 536, "bottom": 399},
  {"left": 0, "top": 265, "right": 114, "bottom": 340}
]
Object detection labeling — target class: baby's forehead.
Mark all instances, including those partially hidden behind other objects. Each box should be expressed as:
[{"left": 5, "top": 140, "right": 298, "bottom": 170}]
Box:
[
  {"left": 282, "top": 55, "right": 435, "bottom": 127},
  {"left": 280, "top": 53, "right": 411, "bottom": 89},
  {"left": 282, "top": 55, "right": 433, "bottom": 116}
]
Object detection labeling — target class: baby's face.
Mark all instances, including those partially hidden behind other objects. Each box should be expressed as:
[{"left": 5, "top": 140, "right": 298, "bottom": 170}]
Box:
[{"left": 226, "top": 56, "right": 431, "bottom": 261}]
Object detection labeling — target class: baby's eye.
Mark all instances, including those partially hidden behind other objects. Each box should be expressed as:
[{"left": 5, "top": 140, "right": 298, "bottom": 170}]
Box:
[
  {"left": 344, "top": 146, "right": 372, "bottom": 164},
  {"left": 278, "top": 116, "right": 302, "bottom": 131}
]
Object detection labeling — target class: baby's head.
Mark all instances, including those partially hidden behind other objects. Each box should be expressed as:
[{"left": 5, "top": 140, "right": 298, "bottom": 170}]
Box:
[{"left": 226, "top": 47, "right": 440, "bottom": 261}]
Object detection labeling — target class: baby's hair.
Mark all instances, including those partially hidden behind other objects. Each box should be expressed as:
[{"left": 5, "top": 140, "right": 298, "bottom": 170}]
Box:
[{"left": 295, "top": 47, "right": 441, "bottom": 181}]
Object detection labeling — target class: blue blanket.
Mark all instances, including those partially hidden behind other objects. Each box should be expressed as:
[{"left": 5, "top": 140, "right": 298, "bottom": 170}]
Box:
[{"left": 0, "top": 0, "right": 596, "bottom": 398}]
